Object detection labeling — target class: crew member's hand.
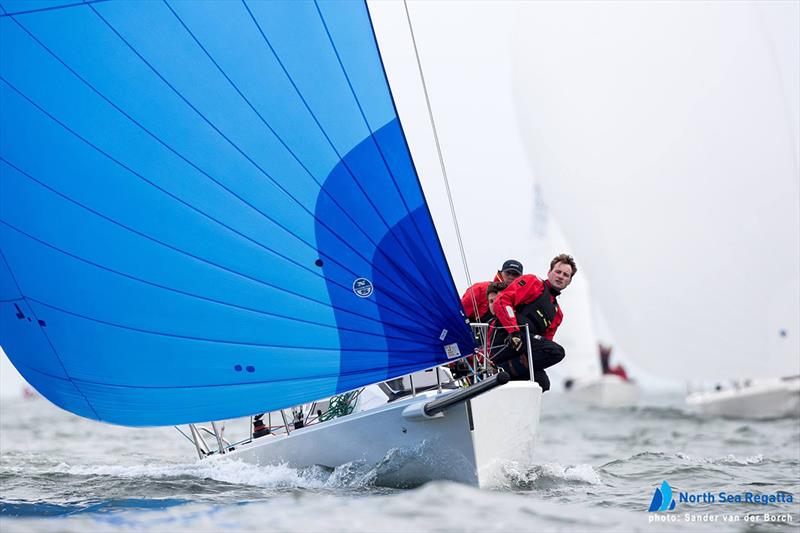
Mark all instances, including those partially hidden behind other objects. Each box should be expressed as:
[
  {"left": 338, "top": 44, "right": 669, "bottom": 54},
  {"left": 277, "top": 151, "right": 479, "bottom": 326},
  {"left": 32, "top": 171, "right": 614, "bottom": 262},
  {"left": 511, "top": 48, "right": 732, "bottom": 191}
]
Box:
[{"left": 506, "top": 333, "right": 523, "bottom": 353}]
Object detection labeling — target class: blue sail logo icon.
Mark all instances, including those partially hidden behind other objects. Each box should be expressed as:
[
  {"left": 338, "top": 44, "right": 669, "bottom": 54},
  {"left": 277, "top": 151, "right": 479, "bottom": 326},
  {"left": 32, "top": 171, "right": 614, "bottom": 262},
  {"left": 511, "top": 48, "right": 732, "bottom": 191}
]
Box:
[{"left": 648, "top": 481, "right": 677, "bottom": 512}]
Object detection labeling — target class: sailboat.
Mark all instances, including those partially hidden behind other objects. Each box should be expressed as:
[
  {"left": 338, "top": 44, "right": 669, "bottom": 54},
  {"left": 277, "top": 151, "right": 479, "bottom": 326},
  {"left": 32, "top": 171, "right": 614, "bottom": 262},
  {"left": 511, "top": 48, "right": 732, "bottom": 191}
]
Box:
[
  {"left": 0, "top": 0, "right": 543, "bottom": 486},
  {"left": 511, "top": 1, "right": 800, "bottom": 418}
]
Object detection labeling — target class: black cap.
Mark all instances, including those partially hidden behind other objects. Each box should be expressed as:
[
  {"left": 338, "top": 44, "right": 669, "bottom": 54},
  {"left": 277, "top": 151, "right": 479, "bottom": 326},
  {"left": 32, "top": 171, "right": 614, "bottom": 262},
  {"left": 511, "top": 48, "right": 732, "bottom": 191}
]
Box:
[{"left": 500, "top": 259, "right": 523, "bottom": 275}]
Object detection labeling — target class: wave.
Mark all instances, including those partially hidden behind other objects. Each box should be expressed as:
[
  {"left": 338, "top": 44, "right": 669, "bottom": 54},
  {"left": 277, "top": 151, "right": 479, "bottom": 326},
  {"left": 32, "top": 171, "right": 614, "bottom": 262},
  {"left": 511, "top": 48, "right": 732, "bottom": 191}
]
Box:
[
  {"left": 624, "top": 405, "right": 706, "bottom": 422},
  {"left": 597, "top": 451, "right": 780, "bottom": 484},
  {"left": 673, "top": 452, "right": 765, "bottom": 466},
  {"left": 0, "top": 498, "right": 189, "bottom": 518},
  {"left": 603, "top": 451, "right": 769, "bottom": 467},
  {"left": 499, "top": 462, "right": 602, "bottom": 490},
  {"left": 0, "top": 439, "right": 474, "bottom": 498},
  {"left": 0, "top": 481, "right": 629, "bottom": 532},
  {"left": 23, "top": 458, "right": 386, "bottom": 493}
]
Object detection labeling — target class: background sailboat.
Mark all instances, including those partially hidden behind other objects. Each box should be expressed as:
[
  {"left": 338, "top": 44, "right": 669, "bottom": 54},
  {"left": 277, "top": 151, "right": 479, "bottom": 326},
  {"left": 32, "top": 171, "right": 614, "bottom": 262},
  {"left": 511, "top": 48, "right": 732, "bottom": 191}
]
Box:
[{"left": 511, "top": 1, "right": 799, "bottom": 416}]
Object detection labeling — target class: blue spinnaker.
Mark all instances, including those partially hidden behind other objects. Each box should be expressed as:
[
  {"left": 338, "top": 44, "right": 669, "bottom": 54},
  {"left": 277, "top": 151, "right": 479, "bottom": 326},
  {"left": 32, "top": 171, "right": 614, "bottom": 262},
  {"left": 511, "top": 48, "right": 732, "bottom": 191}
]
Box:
[{"left": 0, "top": 0, "right": 474, "bottom": 425}]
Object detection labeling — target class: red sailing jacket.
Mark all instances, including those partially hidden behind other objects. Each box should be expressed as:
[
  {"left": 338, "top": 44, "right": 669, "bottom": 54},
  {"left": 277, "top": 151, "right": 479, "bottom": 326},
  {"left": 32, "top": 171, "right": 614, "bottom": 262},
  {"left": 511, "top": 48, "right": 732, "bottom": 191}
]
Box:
[
  {"left": 461, "top": 281, "right": 491, "bottom": 321},
  {"left": 493, "top": 274, "right": 563, "bottom": 340},
  {"left": 606, "top": 365, "right": 630, "bottom": 381},
  {"left": 460, "top": 272, "right": 505, "bottom": 321}
]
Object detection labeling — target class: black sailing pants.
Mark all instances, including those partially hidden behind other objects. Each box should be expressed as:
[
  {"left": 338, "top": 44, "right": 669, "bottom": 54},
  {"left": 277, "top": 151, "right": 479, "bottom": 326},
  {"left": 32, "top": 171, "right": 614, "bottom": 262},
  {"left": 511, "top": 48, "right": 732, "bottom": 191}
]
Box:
[
  {"left": 493, "top": 317, "right": 565, "bottom": 392},
  {"left": 499, "top": 338, "right": 565, "bottom": 391}
]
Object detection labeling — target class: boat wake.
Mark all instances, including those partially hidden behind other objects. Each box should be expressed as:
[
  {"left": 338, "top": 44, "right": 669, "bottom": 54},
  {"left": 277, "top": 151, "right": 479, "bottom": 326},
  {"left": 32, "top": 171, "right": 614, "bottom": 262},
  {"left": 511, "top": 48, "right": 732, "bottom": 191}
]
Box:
[
  {"left": 53, "top": 459, "right": 341, "bottom": 489},
  {"left": 1, "top": 438, "right": 478, "bottom": 511},
  {"left": 498, "top": 461, "right": 602, "bottom": 490}
]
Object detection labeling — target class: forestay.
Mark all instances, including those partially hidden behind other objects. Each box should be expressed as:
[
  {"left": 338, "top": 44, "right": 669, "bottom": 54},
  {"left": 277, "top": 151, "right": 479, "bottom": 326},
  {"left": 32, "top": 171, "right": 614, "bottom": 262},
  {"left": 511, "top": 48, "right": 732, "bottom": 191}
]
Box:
[{"left": 0, "top": 0, "right": 473, "bottom": 425}]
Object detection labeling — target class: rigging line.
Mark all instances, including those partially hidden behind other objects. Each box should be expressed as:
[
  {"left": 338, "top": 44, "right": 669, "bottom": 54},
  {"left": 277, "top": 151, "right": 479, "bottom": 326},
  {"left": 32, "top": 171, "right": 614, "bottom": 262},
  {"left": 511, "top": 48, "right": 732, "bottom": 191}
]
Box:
[
  {"left": 312, "top": 1, "right": 458, "bottom": 316},
  {"left": 24, "top": 295, "right": 449, "bottom": 353},
  {"left": 487, "top": 342, "right": 509, "bottom": 351},
  {"left": 0, "top": 82, "right": 440, "bottom": 335},
  {"left": 238, "top": 0, "right": 459, "bottom": 321},
  {"left": 173, "top": 425, "right": 196, "bottom": 447},
  {"left": 402, "top": 1, "right": 478, "bottom": 316},
  {"left": 0, "top": 249, "right": 102, "bottom": 420},
  {"left": 364, "top": 3, "right": 469, "bottom": 316},
  {"left": 462, "top": 283, "right": 484, "bottom": 323},
  {"left": 0, "top": 213, "right": 435, "bottom": 343},
  {"left": 0, "top": 0, "right": 107, "bottom": 18},
  {"left": 82, "top": 3, "right": 451, "bottom": 322}
]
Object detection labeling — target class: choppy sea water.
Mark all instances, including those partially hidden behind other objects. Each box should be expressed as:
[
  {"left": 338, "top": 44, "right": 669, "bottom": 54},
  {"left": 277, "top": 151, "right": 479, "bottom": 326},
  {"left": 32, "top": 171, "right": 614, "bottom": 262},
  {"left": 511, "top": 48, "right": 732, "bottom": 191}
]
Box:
[{"left": 1, "top": 392, "right": 798, "bottom": 532}]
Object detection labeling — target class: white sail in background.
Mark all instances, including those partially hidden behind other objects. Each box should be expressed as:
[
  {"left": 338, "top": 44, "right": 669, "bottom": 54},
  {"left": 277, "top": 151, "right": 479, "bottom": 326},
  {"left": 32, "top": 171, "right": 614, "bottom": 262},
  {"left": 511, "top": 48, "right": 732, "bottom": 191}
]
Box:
[
  {"left": 511, "top": 1, "right": 800, "bottom": 381},
  {"left": 531, "top": 205, "right": 603, "bottom": 385}
]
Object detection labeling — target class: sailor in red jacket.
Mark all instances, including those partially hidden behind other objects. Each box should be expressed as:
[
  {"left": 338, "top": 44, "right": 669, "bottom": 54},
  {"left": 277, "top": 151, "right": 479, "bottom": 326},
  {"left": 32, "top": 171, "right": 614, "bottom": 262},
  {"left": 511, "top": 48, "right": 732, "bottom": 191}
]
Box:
[
  {"left": 491, "top": 254, "right": 577, "bottom": 391},
  {"left": 461, "top": 259, "right": 523, "bottom": 322},
  {"left": 600, "top": 343, "right": 630, "bottom": 381}
]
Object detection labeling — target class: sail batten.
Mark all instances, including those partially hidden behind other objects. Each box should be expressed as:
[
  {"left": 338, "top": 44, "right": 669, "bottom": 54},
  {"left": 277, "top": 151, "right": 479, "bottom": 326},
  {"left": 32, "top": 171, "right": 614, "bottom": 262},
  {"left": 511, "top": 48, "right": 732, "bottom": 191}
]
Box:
[{"left": 0, "top": 0, "right": 473, "bottom": 425}]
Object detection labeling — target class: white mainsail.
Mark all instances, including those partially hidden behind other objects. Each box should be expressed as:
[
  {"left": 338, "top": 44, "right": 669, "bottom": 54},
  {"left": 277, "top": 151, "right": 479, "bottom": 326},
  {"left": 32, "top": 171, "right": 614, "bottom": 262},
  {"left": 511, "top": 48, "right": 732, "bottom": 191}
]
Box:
[{"left": 511, "top": 1, "right": 800, "bottom": 381}]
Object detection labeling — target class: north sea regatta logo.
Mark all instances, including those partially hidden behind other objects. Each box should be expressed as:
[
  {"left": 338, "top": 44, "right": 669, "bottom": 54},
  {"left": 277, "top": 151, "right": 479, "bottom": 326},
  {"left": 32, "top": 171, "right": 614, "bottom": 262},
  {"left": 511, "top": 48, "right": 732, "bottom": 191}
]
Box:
[
  {"left": 646, "top": 480, "right": 794, "bottom": 525},
  {"left": 648, "top": 481, "right": 676, "bottom": 512}
]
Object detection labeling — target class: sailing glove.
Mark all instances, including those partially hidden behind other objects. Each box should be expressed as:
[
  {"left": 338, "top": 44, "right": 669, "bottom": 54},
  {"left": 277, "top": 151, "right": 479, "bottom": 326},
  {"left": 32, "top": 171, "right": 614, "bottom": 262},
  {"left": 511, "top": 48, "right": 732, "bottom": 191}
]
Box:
[{"left": 507, "top": 333, "right": 524, "bottom": 353}]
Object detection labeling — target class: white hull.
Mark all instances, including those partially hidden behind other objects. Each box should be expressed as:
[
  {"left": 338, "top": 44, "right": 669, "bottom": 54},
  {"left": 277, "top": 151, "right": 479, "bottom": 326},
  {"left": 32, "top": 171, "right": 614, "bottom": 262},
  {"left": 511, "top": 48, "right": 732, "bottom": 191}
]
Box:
[
  {"left": 686, "top": 378, "right": 800, "bottom": 419},
  {"left": 223, "top": 381, "right": 542, "bottom": 488},
  {"left": 567, "top": 375, "right": 640, "bottom": 408}
]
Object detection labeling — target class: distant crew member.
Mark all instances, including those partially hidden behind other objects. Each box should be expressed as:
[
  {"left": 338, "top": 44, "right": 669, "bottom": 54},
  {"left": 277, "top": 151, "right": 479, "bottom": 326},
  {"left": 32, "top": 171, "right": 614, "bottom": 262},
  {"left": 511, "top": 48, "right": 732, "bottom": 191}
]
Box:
[
  {"left": 490, "top": 253, "right": 577, "bottom": 391},
  {"left": 460, "top": 259, "right": 523, "bottom": 322},
  {"left": 599, "top": 344, "right": 629, "bottom": 381},
  {"left": 485, "top": 281, "right": 507, "bottom": 318}
]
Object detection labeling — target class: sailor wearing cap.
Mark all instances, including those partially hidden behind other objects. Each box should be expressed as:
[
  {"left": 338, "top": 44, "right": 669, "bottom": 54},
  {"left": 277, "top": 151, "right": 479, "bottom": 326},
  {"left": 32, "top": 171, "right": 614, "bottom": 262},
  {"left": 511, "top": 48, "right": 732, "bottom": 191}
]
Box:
[{"left": 497, "top": 259, "right": 523, "bottom": 284}]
